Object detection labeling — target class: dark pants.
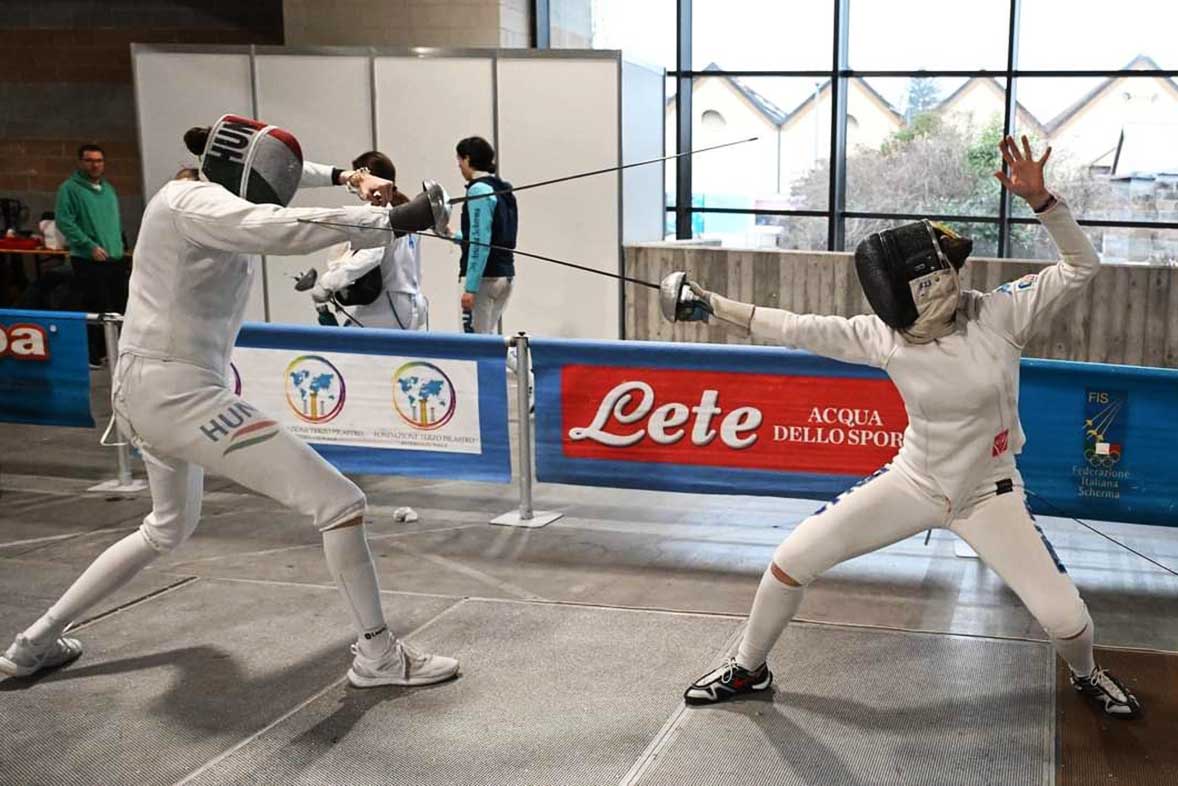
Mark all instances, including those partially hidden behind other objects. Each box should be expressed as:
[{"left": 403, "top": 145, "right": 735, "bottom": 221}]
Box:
[{"left": 70, "top": 256, "right": 130, "bottom": 364}]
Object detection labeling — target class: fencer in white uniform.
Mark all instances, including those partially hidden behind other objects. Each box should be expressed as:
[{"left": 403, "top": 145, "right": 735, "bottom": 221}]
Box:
[
  {"left": 318, "top": 235, "right": 427, "bottom": 330},
  {"left": 311, "top": 150, "right": 429, "bottom": 330},
  {"left": 671, "top": 137, "right": 1141, "bottom": 718},
  {"left": 0, "top": 115, "right": 458, "bottom": 688}
]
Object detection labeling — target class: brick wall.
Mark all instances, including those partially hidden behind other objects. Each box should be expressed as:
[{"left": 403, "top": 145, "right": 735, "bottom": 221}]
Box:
[{"left": 0, "top": 1, "right": 283, "bottom": 243}]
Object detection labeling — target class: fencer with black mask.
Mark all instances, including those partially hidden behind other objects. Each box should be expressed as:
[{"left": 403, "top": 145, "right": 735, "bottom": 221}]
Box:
[
  {"left": 1, "top": 115, "right": 459, "bottom": 689},
  {"left": 668, "top": 137, "right": 1141, "bottom": 719}
]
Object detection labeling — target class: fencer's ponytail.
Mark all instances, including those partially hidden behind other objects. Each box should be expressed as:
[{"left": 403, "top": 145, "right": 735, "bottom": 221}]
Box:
[{"left": 184, "top": 126, "right": 210, "bottom": 156}]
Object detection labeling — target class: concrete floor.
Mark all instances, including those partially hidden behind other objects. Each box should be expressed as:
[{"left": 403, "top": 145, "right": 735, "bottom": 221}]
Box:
[{"left": 1, "top": 372, "right": 1176, "bottom": 784}]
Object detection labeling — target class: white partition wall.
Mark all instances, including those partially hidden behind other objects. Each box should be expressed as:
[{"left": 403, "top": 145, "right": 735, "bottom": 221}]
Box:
[
  {"left": 374, "top": 56, "right": 495, "bottom": 334},
  {"left": 131, "top": 48, "right": 266, "bottom": 320},
  {"left": 255, "top": 53, "right": 374, "bottom": 325},
  {"left": 496, "top": 55, "right": 620, "bottom": 339},
  {"left": 132, "top": 46, "right": 663, "bottom": 338},
  {"left": 621, "top": 61, "right": 666, "bottom": 246}
]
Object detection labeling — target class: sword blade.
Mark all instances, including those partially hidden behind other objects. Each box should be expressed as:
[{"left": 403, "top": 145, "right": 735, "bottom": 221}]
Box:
[{"left": 447, "top": 136, "right": 758, "bottom": 205}]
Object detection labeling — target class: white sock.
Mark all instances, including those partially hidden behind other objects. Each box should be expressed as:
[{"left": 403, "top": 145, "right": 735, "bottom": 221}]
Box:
[
  {"left": 1053, "top": 612, "right": 1096, "bottom": 677},
  {"left": 735, "top": 567, "right": 804, "bottom": 670},
  {"left": 24, "top": 530, "right": 159, "bottom": 645},
  {"left": 322, "top": 524, "right": 390, "bottom": 657}
]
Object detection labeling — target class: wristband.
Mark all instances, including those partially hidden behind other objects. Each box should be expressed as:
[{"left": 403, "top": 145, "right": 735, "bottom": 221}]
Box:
[{"left": 1032, "top": 193, "right": 1057, "bottom": 214}]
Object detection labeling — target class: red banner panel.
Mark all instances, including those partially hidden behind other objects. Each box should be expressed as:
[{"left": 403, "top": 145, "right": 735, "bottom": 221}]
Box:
[{"left": 560, "top": 365, "right": 909, "bottom": 476}]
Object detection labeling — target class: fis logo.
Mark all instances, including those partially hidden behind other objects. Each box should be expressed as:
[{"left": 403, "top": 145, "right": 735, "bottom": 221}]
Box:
[{"left": 1083, "top": 389, "right": 1126, "bottom": 467}]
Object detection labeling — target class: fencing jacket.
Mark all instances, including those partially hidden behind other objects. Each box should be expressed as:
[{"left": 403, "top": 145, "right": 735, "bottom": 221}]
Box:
[
  {"left": 120, "top": 161, "right": 396, "bottom": 375},
  {"left": 742, "top": 199, "right": 1098, "bottom": 511}
]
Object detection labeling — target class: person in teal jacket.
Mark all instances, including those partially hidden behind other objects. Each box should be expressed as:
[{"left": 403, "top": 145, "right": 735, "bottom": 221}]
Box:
[
  {"left": 56, "top": 143, "right": 127, "bottom": 367},
  {"left": 453, "top": 136, "right": 517, "bottom": 335}
]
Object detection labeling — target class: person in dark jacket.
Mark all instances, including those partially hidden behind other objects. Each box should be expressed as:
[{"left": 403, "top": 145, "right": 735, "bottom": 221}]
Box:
[{"left": 453, "top": 136, "right": 517, "bottom": 334}]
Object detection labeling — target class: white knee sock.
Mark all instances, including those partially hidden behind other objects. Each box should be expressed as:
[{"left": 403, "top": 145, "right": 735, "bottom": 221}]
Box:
[
  {"left": 735, "top": 567, "right": 804, "bottom": 670},
  {"left": 322, "top": 524, "right": 390, "bottom": 657},
  {"left": 24, "top": 530, "right": 159, "bottom": 645},
  {"left": 1052, "top": 612, "right": 1096, "bottom": 677}
]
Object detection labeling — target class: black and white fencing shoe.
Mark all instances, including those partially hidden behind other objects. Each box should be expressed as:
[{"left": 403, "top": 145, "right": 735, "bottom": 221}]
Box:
[
  {"left": 1070, "top": 665, "right": 1142, "bottom": 719},
  {"left": 683, "top": 658, "right": 773, "bottom": 706}
]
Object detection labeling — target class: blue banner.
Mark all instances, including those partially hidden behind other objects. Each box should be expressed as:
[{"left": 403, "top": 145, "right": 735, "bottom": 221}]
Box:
[
  {"left": 531, "top": 337, "right": 1178, "bottom": 528},
  {"left": 0, "top": 308, "right": 93, "bottom": 427},
  {"left": 234, "top": 324, "right": 511, "bottom": 483},
  {"left": 1018, "top": 360, "right": 1178, "bottom": 527}
]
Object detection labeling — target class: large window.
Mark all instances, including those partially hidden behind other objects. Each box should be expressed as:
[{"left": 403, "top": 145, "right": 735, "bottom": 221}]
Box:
[{"left": 543, "top": 0, "right": 1178, "bottom": 262}]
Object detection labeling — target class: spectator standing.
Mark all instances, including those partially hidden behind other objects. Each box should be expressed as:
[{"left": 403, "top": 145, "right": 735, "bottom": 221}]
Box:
[
  {"left": 453, "top": 137, "right": 517, "bottom": 335},
  {"left": 56, "top": 144, "right": 127, "bottom": 368}
]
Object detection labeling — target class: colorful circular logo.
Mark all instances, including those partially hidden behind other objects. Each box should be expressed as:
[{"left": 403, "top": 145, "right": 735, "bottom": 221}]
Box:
[
  {"left": 285, "top": 355, "right": 346, "bottom": 423},
  {"left": 392, "top": 362, "right": 456, "bottom": 431}
]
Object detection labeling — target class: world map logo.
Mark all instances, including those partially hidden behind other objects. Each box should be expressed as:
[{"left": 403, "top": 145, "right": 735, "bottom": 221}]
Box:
[
  {"left": 285, "top": 355, "right": 346, "bottom": 423},
  {"left": 392, "top": 362, "right": 456, "bottom": 430}
]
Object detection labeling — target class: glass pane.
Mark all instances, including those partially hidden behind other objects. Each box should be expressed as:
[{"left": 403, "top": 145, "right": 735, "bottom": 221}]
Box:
[
  {"left": 1018, "top": 0, "right": 1177, "bottom": 70},
  {"left": 847, "top": 77, "right": 1002, "bottom": 215},
  {"left": 1010, "top": 223, "right": 1178, "bottom": 265},
  {"left": 693, "top": 0, "right": 832, "bottom": 70},
  {"left": 687, "top": 76, "right": 830, "bottom": 211},
  {"left": 689, "top": 212, "right": 827, "bottom": 251},
  {"left": 551, "top": 0, "right": 675, "bottom": 68},
  {"left": 849, "top": 0, "right": 1009, "bottom": 70},
  {"left": 1012, "top": 77, "right": 1178, "bottom": 221},
  {"left": 846, "top": 218, "right": 1000, "bottom": 259}
]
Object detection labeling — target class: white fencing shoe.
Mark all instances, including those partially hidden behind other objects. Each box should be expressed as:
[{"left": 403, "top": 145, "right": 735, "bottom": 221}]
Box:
[
  {"left": 0, "top": 634, "right": 83, "bottom": 678},
  {"left": 347, "top": 638, "right": 459, "bottom": 688}
]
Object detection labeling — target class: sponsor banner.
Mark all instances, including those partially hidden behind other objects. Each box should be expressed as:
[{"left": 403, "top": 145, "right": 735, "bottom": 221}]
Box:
[
  {"left": 0, "top": 309, "right": 93, "bottom": 427},
  {"left": 533, "top": 338, "right": 900, "bottom": 500},
  {"left": 233, "top": 324, "right": 510, "bottom": 482},
  {"left": 533, "top": 338, "right": 1178, "bottom": 527},
  {"left": 1017, "top": 359, "right": 1178, "bottom": 528}
]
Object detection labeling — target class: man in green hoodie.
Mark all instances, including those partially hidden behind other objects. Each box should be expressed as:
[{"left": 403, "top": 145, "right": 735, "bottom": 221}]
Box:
[{"left": 56, "top": 143, "right": 127, "bottom": 367}]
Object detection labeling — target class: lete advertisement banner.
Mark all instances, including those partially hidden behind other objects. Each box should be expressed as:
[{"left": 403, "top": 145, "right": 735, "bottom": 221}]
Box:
[
  {"left": 0, "top": 308, "right": 93, "bottom": 427},
  {"left": 533, "top": 338, "right": 903, "bottom": 500},
  {"left": 531, "top": 338, "right": 1178, "bottom": 527},
  {"left": 233, "top": 324, "right": 511, "bottom": 482}
]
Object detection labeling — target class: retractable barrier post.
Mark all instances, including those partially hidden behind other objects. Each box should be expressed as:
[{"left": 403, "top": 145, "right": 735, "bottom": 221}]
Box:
[
  {"left": 88, "top": 313, "right": 147, "bottom": 493},
  {"left": 492, "top": 333, "right": 561, "bottom": 528}
]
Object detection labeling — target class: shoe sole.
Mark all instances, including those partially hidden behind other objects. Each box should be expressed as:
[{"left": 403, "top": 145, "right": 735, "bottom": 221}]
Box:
[
  {"left": 684, "top": 673, "right": 773, "bottom": 706},
  {"left": 346, "top": 666, "right": 460, "bottom": 689},
  {"left": 1071, "top": 684, "right": 1142, "bottom": 720},
  {"left": 0, "top": 647, "right": 83, "bottom": 679}
]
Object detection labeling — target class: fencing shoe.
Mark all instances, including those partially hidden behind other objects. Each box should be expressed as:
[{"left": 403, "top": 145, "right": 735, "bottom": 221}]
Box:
[
  {"left": 347, "top": 638, "right": 459, "bottom": 688},
  {"left": 1070, "top": 665, "right": 1142, "bottom": 719},
  {"left": 683, "top": 657, "right": 772, "bottom": 705},
  {"left": 0, "top": 634, "right": 83, "bottom": 678}
]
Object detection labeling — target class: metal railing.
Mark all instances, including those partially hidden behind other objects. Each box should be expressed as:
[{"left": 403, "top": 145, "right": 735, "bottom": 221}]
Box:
[
  {"left": 85, "top": 313, "right": 146, "bottom": 493},
  {"left": 78, "top": 314, "right": 559, "bottom": 526}
]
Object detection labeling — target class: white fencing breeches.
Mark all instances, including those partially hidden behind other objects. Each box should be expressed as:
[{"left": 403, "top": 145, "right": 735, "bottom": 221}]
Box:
[
  {"left": 461, "top": 276, "right": 513, "bottom": 334},
  {"left": 772, "top": 464, "right": 1089, "bottom": 641},
  {"left": 113, "top": 354, "right": 365, "bottom": 552}
]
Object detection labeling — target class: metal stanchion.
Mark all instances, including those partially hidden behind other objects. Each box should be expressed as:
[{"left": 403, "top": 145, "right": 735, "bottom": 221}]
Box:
[
  {"left": 492, "top": 333, "right": 561, "bottom": 528},
  {"left": 87, "top": 313, "right": 147, "bottom": 493}
]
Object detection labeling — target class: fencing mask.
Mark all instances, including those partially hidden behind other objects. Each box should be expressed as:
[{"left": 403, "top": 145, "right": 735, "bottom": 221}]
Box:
[
  {"left": 854, "top": 221, "right": 973, "bottom": 343},
  {"left": 185, "top": 115, "right": 303, "bottom": 206}
]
